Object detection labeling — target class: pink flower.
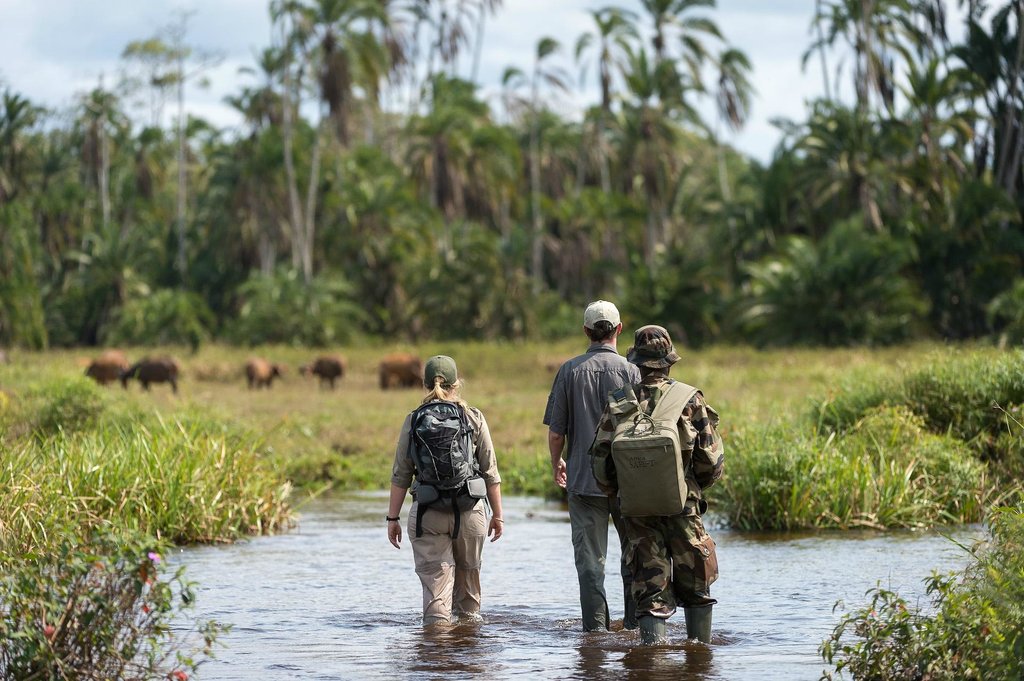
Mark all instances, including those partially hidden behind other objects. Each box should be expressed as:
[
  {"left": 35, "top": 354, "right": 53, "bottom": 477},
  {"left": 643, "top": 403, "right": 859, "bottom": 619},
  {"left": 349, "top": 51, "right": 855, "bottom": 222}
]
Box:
[
  {"left": 169, "top": 670, "right": 188, "bottom": 681},
  {"left": 147, "top": 552, "right": 161, "bottom": 563},
  {"left": 43, "top": 624, "right": 55, "bottom": 639}
]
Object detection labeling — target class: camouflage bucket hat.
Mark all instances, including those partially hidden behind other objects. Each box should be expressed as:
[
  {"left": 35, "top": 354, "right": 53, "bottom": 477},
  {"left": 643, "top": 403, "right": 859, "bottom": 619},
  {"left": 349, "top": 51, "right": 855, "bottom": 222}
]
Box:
[{"left": 626, "top": 325, "right": 681, "bottom": 369}]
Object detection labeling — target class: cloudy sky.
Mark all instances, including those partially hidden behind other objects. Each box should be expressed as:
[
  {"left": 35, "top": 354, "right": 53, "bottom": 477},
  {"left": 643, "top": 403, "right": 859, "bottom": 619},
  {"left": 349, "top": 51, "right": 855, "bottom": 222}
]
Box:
[{"left": 0, "top": 0, "right": 962, "bottom": 162}]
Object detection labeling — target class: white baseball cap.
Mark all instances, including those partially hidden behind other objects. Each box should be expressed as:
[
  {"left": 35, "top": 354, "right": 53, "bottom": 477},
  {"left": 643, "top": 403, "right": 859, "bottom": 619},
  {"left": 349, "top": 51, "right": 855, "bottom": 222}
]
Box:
[{"left": 583, "top": 300, "right": 621, "bottom": 329}]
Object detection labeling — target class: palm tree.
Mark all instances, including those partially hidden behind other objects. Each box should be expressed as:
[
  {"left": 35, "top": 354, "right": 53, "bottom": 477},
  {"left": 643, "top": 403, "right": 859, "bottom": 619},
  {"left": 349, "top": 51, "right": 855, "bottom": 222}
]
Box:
[
  {"left": 406, "top": 74, "right": 488, "bottom": 224},
  {"left": 469, "top": 0, "right": 503, "bottom": 84},
  {"left": 77, "top": 81, "right": 127, "bottom": 234},
  {"left": 574, "top": 6, "right": 639, "bottom": 195},
  {"left": 952, "top": 3, "right": 1024, "bottom": 196},
  {"left": 638, "top": 0, "right": 722, "bottom": 98},
  {"left": 0, "top": 90, "right": 43, "bottom": 203},
  {"left": 527, "top": 38, "right": 569, "bottom": 287},
  {"left": 619, "top": 46, "right": 688, "bottom": 266},
  {"left": 808, "top": 0, "right": 918, "bottom": 115},
  {"left": 271, "top": 0, "right": 392, "bottom": 283}
]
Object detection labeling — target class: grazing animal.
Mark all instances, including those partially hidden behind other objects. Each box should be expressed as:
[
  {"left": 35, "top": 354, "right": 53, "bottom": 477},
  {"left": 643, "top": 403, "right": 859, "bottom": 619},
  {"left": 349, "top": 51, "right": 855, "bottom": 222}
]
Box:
[
  {"left": 245, "top": 358, "right": 283, "bottom": 389},
  {"left": 300, "top": 355, "right": 346, "bottom": 389},
  {"left": 85, "top": 350, "right": 130, "bottom": 386},
  {"left": 378, "top": 353, "right": 423, "bottom": 390},
  {"left": 121, "top": 357, "right": 180, "bottom": 393}
]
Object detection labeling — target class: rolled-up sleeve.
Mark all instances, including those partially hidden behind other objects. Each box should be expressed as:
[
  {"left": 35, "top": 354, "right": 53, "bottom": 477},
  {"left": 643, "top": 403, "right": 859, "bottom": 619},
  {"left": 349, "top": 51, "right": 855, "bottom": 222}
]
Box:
[
  {"left": 681, "top": 394, "right": 724, "bottom": 490},
  {"left": 543, "top": 365, "right": 568, "bottom": 435},
  {"left": 470, "top": 408, "right": 502, "bottom": 485},
  {"left": 390, "top": 413, "right": 415, "bottom": 488}
]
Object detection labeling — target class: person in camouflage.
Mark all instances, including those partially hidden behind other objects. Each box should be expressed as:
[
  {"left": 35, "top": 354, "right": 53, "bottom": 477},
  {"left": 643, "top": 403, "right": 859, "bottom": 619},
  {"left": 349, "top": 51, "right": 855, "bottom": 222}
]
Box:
[{"left": 590, "top": 325, "right": 725, "bottom": 645}]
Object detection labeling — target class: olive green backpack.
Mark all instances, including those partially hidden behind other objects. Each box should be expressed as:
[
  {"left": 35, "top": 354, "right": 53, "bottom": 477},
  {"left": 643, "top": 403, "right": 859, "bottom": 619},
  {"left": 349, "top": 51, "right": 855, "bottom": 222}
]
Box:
[{"left": 606, "top": 380, "right": 698, "bottom": 517}]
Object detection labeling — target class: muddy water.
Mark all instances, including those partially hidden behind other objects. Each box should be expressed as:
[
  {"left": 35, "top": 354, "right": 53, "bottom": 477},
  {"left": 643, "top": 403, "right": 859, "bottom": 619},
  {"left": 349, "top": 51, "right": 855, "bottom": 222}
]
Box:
[{"left": 175, "top": 494, "right": 979, "bottom": 680}]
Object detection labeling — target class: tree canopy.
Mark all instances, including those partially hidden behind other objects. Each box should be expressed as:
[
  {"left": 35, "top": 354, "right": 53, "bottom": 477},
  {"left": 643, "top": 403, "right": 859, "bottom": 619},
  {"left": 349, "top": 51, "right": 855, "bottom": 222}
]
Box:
[{"left": 1, "top": 0, "right": 1023, "bottom": 349}]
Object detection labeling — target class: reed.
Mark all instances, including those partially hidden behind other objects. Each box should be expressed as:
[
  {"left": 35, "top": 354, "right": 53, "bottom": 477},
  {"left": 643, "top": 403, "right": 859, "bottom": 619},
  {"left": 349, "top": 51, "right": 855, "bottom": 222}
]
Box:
[{"left": 0, "top": 405, "right": 293, "bottom": 556}]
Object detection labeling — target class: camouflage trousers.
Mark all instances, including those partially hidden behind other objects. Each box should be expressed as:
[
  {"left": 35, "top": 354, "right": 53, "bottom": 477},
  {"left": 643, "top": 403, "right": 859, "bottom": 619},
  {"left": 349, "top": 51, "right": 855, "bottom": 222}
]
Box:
[{"left": 623, "top": 514, "right": 719, "bottom": 619}]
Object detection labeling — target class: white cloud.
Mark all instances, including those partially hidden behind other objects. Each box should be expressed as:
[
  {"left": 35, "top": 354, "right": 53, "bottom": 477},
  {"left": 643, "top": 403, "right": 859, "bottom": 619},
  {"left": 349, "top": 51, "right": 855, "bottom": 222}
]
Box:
[{"left": 0, "top": 0, "right": 966, "bottom": 162}]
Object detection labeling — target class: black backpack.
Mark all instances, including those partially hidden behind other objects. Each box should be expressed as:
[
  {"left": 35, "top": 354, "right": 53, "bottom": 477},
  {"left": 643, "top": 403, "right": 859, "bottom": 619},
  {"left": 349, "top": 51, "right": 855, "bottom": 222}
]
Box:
[{"left": 407, "top": 401, "right": 485, "bottom": 539}]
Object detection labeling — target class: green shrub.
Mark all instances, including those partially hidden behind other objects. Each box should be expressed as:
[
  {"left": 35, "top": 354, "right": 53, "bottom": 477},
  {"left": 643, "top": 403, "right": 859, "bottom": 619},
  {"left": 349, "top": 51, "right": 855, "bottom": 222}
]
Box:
[
  {"left": 106, "top": 288, "right": 215, "bottom": 352},
  {"left": 28, "top": 377, "right": 108, "bottom": 437},
  {"left": 227, "top": 268, "right": 364, "bottom": 346},
  {"left": 811, "top": 350, "right": 1024, "bottom": 459},
  {"left": 822, "top": 504, "right": 1024, "bottom": 680},
  {"left": 988, "top": 278, "right": 1024, "bottom": 347},
  {"left": 0, "top": 530, "right": 224, "bottom": 679},
  {"left": 739, "top": 216, "right": 927, "bottom": 347},
  {"left": 720, "top": 407, "right": 988, "bottom": 530}
]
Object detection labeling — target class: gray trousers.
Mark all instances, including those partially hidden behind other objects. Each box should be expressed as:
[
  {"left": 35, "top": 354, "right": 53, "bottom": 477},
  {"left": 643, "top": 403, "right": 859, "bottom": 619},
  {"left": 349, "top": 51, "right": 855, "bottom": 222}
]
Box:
[{"left": 568, "top": 493, "right": 637, "bottom": 631}]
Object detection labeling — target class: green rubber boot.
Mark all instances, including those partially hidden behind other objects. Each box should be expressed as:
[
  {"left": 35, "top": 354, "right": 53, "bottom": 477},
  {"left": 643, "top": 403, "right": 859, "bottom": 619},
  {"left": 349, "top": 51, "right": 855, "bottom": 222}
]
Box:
[
  {"left": 638, "top": 615, "right": 666, "bottom": 645},
  {"left": 683, "top": 606, "right": 713, "bottom": 643},
  {"left": 623, "top": 585, "right": 638, "bottom": 630}
]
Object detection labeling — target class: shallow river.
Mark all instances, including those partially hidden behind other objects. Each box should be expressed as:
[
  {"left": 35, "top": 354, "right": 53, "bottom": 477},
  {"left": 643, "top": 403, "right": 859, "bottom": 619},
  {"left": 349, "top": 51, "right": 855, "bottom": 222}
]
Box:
[{"left": 175, "top": 494, "right": 979, "bottom": 680}]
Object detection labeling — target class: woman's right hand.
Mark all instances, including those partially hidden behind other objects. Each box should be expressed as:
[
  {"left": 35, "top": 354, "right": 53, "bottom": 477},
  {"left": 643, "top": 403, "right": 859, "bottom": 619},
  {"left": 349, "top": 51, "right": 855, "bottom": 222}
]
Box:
[{"left": 388, "top": 520, "right": 402, "bottom": 549}]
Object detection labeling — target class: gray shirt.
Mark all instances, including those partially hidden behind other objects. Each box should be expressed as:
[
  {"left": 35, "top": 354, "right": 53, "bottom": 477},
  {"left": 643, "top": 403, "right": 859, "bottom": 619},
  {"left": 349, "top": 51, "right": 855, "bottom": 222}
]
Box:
[{"left": 543, "top": 344, "right": 640, "bottom": 496}]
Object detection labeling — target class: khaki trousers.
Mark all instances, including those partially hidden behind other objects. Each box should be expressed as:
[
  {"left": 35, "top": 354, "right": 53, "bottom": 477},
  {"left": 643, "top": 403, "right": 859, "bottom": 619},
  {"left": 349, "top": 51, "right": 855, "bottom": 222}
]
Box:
[{"left": 408, "top": 500, "right": 487, "bottom": 625}]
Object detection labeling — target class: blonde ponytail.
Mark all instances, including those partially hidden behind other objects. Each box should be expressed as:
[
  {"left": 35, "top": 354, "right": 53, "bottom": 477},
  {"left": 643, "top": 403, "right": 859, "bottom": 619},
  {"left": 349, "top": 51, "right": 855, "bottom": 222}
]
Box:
[{"left": 421, "top": 375, "right": 466, "bottom": 406}]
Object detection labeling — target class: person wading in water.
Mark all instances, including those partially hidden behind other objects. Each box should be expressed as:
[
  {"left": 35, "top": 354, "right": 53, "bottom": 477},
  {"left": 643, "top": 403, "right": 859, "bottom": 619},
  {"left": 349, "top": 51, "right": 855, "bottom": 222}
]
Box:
[
  {"left": 543, "top": 301, "right": 641, "bottom": 631},
  {"left": 387, "top": 355, "right": 504, "bottom": 625}
]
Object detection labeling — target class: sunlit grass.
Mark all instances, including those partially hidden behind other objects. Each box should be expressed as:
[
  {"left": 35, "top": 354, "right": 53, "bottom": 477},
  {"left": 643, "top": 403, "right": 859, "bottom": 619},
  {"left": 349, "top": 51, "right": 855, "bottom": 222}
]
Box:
[
  {"left": 0, "top": 341, "right": 1015, "bottom": 531},
  {"left": 0, "top": 379, "right": 292, "bottom": 555}
]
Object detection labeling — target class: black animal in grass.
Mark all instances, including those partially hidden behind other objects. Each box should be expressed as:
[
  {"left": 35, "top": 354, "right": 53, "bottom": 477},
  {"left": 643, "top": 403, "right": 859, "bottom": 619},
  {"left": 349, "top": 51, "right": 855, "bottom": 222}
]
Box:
[{"left": 121, "top": 357, "right": 180, "bottom": 394}]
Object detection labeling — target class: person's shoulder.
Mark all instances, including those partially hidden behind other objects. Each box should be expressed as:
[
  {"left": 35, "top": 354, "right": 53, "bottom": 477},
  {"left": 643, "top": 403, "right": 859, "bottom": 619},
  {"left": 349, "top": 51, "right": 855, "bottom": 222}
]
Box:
[{"left": 464, "top": 404, "right": 486, "bottom": 426}]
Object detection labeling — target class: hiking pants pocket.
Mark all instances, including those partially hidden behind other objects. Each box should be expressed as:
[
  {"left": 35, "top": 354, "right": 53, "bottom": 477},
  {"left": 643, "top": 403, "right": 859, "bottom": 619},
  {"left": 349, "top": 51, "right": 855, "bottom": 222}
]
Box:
[{"left": 689, "top": 529, "right": 718, "bottom": 589}]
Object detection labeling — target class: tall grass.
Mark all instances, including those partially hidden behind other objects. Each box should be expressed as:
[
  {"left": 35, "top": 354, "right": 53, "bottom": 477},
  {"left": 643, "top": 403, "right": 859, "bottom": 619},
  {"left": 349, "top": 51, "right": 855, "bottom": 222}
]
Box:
[
  {"left": 718, "top": 407, "right": 989, "bottom": 530},
  {"left": 812, "top": 349, "right": 1024, "bottom": 455},
  {"left": 1, "top": 415, "right": 292, "bottom": 555}
]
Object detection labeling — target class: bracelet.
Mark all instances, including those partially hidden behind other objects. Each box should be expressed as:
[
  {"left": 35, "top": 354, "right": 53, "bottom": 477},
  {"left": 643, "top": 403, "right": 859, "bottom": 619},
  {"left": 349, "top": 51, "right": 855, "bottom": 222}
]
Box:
[
  {"left": 492, "top": 518, "right": 504, "bottom": 523},
  {"left": 386, "top": 516, "right": 400, "bottom": 522}
]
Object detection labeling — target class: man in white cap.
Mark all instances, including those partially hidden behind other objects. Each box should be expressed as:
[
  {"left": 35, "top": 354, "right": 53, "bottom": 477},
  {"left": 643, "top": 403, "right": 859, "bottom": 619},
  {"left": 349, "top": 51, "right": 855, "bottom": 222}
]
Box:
[{"left": 543, "top": 300, "right": 641, "bottom": 631}]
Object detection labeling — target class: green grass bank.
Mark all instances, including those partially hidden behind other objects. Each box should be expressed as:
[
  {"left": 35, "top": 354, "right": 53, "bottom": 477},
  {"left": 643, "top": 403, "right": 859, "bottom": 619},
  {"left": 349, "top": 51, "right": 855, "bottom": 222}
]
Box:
[{"left": 2, "top": 342, "right": 1019, "bottom": 529}]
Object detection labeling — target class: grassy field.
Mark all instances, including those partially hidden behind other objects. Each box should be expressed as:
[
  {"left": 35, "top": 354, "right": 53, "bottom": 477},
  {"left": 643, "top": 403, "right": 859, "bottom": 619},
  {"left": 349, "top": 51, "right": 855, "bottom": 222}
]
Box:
[{"left": 0, "top": 340, "right": 1010, "bottom": 500}]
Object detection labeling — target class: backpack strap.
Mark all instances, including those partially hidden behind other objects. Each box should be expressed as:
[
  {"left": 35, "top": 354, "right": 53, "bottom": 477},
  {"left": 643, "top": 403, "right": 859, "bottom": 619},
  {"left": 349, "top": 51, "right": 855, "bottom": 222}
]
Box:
[
  {"left": 649, "top": 381, "right": 700, "bottom": 422},
  {"left": 415, "top": 503, "right": 427, "bottom": 538},
  {"left": 451, "top": 496, "right": 461, "bottom": 540}
]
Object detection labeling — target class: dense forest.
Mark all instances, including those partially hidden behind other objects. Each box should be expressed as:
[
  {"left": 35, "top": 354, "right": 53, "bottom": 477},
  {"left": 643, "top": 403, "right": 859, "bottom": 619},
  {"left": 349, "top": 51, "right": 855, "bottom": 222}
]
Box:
[{"left": 1, "top": 0, "right": 1022, "bottom": 350}]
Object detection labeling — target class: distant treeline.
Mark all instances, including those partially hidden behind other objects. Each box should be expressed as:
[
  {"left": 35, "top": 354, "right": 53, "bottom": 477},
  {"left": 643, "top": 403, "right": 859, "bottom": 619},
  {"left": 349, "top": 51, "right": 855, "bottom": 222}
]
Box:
[{"left": 1, "top": 0, "right": 1023, "bottom": 349}]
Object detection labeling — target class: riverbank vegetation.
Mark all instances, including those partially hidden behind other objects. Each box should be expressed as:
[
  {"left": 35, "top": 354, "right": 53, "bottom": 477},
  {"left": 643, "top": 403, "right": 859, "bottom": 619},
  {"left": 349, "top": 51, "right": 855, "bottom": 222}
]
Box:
[
  {"left": 822, "top": 503, "right": 1024, "bottom": 681},
  {"left": 3, "top": 342, "right": 1019, "bottom": 520},
  {"left": 0, "top": 375, "right": 291, "bottom": 678}
]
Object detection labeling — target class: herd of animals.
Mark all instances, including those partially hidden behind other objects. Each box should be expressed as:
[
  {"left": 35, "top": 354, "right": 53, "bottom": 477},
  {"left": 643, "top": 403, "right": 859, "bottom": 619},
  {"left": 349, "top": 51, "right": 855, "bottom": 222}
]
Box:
[{"left": 82, "top": 350, "right": 424, "bottom": 393}]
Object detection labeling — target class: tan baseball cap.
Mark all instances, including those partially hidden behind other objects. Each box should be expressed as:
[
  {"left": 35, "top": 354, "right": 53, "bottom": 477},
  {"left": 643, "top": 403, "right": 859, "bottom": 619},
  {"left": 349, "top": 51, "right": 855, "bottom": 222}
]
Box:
[{"left": 583, "top": 300, "right": 621, "bottom": 329}]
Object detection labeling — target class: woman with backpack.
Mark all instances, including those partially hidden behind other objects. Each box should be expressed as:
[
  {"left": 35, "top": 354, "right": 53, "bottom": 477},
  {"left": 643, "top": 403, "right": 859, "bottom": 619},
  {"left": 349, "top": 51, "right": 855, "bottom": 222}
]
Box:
[{"left": 386, "top": 354, "right": 504, "bottom": 625}]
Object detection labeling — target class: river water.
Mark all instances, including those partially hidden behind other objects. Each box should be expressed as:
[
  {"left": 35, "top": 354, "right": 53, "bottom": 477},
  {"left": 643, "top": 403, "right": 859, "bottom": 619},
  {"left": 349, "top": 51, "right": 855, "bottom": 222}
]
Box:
[{"left": 174, "top": 494, "right": 980, "bottom": 680}]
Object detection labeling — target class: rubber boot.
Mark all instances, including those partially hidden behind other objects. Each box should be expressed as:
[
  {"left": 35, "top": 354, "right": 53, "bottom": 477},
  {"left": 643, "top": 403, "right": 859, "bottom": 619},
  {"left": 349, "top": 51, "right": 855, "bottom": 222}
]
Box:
[
  {"left": 623, "top": 585, "right": 638, "bottom": 630},
  {"left": 683, "top": 606, "right": 713, "bottom": 643},
  {"left": 638, "top": 615, "right": 666, "bottom": 645}
]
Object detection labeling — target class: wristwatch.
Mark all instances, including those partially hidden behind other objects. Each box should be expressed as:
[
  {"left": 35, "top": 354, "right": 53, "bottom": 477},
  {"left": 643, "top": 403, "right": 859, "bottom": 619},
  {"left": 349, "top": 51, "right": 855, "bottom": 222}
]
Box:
[{"left": 386, "top": 516, "right": 400, "bottom": 522}]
